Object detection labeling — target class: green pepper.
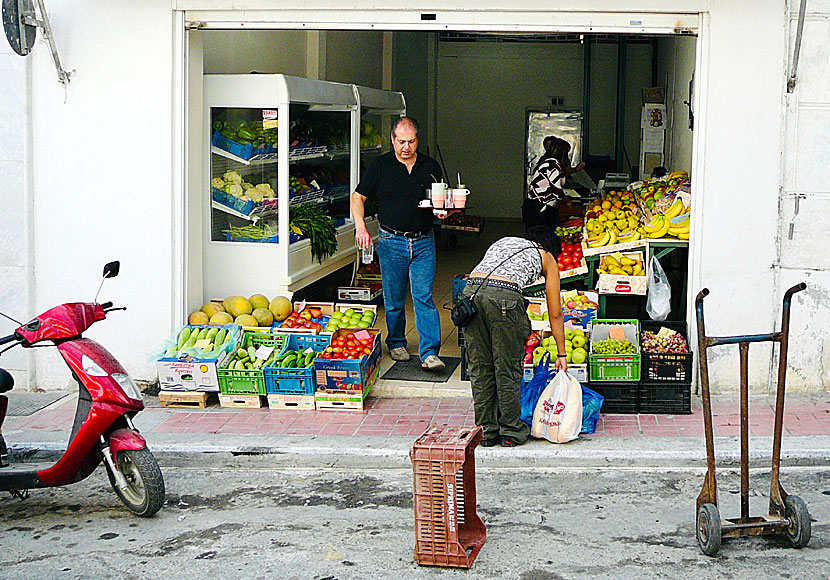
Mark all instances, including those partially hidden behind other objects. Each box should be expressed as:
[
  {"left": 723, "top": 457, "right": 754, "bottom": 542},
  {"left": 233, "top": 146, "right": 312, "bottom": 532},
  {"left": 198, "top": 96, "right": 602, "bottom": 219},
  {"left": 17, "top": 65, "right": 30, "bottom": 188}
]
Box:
[{"left": 237, "top": 127, "right": 257, "bottom": 141}]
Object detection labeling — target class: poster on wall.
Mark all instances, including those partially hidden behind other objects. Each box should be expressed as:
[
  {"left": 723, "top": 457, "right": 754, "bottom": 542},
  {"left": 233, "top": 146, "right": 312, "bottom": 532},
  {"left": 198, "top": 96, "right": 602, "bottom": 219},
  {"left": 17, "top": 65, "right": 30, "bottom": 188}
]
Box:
[
  {"left": 525, "top": 110, "right": 583, "bottom": 191},
  {"left": 639, "top": 104, "right": 667, "bottom": 180}
]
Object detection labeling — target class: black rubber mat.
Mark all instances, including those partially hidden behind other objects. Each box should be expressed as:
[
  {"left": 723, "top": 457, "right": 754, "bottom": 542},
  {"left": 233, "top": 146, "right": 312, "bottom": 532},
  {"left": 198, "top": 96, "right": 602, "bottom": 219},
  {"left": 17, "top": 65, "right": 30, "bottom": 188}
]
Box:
[
  {"left": 381, "top": 357, "right": 461, "bottom": 383},
  {"left": 6, "top": 391, "right": 70, "bottom": 416}
]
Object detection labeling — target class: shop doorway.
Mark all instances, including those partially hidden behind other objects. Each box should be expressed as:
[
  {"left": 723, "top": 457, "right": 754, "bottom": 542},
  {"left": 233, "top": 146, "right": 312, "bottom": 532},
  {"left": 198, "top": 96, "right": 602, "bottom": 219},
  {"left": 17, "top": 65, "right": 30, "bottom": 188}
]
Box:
[{"left": 176, "top": 12, "right": 705, "bottom": 366}]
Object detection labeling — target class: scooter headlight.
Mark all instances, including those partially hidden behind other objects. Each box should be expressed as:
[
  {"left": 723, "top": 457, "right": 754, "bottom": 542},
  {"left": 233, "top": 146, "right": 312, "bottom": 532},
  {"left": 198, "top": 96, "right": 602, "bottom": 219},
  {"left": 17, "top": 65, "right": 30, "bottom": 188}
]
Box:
[
  {"left": 81, "top": 354, "right": 109, "bottom": 377},
  {"left": 112, "top": 373, "right": 143, "bottom": 402}
]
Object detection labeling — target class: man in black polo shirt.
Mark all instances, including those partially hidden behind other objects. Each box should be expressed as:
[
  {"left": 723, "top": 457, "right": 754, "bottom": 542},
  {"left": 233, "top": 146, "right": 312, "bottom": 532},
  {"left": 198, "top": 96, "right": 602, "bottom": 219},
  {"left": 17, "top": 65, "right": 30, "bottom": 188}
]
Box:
[{"left": 351, "top": 117, "right": 445, "bottom": 371}]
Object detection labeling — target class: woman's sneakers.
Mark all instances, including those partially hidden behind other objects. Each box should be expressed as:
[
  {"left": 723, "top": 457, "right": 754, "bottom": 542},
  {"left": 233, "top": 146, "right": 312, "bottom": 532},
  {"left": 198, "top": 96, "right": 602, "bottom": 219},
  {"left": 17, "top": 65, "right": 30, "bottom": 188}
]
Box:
[
  {"left": 481, "top": 437, "right": 501, "bottom": 447},
  {"left": 500, "top": 437, "right": 525, "bottom": 447}
]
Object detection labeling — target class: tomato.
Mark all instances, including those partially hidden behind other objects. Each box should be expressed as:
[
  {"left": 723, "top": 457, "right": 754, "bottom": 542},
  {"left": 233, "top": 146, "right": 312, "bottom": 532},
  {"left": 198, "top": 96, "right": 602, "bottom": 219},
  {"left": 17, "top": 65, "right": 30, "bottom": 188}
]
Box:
[
  {"left": 557, "top": 263, "right": 566, "bottom": 271},
  {"left": 358, "top": 338, "right": 371, "bottom": 348},
  {"left": 345, "top": 333, "right": 356, "bottom": 341},
  {"left": 346, "top": 339, "right": 357, "bottom": 349},
  {"left": 363, "top": 347, "right": 373, "bottom": 355},
  {"left": 332, "top": 346, "right": 343, "bottom": 354}
]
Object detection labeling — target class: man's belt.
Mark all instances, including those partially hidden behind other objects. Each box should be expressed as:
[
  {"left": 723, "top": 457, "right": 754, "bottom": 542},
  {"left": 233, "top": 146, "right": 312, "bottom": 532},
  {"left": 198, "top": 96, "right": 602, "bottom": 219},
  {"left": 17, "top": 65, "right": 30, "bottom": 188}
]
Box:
[{"left": 380, "top": 225, "right": 431, "bottom": 239}]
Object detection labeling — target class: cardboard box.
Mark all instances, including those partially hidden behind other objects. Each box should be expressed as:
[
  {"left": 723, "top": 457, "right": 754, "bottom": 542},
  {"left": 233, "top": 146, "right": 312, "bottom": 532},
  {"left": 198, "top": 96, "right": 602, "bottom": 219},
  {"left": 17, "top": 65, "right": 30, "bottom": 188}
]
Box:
[
  {"left": 314, "top": 387, "right": 372, "bottom": 411},
  {"left": 155, "top": 324, "right": 241, "bottom": 392},
  {"left": 156, "top": 351, "right": 231, "bottom": 392},
  {"left": 561, "top": 290, "right": 599, "bottom": 329},
  {"left": 597, "top": 274, "right": 647, "bottom": 295},
  {"left": 267, "top": 393, "right": 315, "bottom": 410},
  {"left": 313, "top": 328, "right": 382, "bottom": 396},
  {"left": 526, "top": 298, "right": 550, "bottom": 331},
  {"left": 337, "top": 284, "right": 382, "bottom": 303}
]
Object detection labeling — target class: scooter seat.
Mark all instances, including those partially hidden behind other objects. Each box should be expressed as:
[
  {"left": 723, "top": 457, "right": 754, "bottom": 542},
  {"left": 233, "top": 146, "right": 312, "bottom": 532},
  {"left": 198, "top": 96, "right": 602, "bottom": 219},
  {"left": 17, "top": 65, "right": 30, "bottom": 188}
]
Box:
[{"left": 0, "top": 369, "right": 13, "bottom": 393}]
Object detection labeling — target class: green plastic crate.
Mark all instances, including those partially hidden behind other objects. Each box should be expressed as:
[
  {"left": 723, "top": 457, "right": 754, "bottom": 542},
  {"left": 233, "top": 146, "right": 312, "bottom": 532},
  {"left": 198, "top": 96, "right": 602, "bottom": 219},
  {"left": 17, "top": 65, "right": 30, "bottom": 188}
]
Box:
[
  {"left": 588, "top": 319, "right": 640, "bottom": 382},
  {"left": 218, "top": 333, "right": 289, "bottom": 396}
]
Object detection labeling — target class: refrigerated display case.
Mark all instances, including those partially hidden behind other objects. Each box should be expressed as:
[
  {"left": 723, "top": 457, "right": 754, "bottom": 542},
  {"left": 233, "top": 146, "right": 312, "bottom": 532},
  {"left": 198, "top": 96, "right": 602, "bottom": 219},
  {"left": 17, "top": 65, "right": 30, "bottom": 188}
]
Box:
[
  {"left": 354, "top": 85, "right": 406, "bottom": 221},
  {"left": 202, "top": 75, "right": 403, "bottom": 300}
]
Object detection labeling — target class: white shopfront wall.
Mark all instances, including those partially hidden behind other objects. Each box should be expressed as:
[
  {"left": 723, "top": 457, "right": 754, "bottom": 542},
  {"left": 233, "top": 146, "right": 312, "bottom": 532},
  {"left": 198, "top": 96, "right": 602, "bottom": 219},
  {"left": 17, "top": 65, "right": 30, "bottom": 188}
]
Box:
[{"left": 2, "top": 1, "right": 828, "bottom": 393}]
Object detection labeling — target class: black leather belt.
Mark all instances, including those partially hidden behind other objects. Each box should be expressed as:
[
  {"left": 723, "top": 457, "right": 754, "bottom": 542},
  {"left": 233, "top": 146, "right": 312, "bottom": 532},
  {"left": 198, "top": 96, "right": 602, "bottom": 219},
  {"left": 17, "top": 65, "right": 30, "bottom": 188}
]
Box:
[
  {"left": 467, "top": 277, "right": 522, "bottom": 294},
  {"left": 380, "top": 225, "right": 431, "bottom": 239}
]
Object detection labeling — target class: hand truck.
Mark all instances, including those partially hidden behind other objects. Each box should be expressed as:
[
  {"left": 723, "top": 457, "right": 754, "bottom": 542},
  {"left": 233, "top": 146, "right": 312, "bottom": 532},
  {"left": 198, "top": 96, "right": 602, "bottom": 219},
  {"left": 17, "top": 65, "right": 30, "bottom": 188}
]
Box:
[{"left": 694, "top": 283, "right": 811, "bottom": 556}]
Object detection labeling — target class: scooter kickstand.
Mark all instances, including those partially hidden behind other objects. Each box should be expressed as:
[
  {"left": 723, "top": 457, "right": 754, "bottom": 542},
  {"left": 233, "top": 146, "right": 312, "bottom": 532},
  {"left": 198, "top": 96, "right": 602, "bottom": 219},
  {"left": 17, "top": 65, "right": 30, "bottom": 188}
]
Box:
[{"left": 10, "top": 489, "right": 29, "bottom": 500}]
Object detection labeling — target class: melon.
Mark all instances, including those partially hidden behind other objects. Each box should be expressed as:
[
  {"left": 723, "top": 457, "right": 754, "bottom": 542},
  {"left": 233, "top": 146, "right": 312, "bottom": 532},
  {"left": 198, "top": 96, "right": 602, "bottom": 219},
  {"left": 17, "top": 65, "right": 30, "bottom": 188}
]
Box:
[
  {"left": 188, "top": 311, "right": 209, "bottom": 325},
  {"left": 209, "top": 312, "right": 233, "bottom": 325},
  {"left": 252, "top": 307, "right": 274, "bottom": 327},
  {"left": 223, "top": 296, "right": 253, "bottom": 318},
  {"left": 235, "top": 314, "right": 258, "bottom": 327},
  {"left": 249, "top": 294, "right": 270, "bottom": 310},
  {"left": 269, "top": 296, "right": 293, "bottom": 321},
  {"left": 201, "top": 302, "right": 225, "bottom": 318}
]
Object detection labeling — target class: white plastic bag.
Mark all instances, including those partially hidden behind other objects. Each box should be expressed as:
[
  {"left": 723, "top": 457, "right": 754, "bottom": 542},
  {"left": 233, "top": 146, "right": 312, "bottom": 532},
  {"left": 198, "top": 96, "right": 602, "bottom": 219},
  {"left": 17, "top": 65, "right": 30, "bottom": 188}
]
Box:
[
  {"left": 646, "top": 256, "right": 671, "bottom": 321},
  {"left": 531, "top": 370, "right": 583, "bottom": 444}
]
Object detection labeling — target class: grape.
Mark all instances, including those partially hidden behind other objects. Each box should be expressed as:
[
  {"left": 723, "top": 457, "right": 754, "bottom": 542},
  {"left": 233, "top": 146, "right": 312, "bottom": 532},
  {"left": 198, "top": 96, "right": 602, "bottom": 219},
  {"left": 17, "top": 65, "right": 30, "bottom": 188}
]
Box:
[
  {"left": 591, "top": 338, "right": 636, "bottom": 355},
  {"left": 641, "top": 330, "right": 689, "bottom": 353}
]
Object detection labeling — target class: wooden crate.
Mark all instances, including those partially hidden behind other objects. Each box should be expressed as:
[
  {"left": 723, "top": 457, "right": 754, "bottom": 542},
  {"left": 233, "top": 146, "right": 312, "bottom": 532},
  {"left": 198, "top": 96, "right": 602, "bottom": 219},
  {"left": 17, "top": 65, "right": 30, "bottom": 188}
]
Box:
[
  {"left": 219, "top": 394, "right": 264, "bottom": 408},
  {"left": 158, "top": 390, "right": 214, "bottom": 409},
  {"left": 267, "top": 393, "right": 316, "bottom": 410}
]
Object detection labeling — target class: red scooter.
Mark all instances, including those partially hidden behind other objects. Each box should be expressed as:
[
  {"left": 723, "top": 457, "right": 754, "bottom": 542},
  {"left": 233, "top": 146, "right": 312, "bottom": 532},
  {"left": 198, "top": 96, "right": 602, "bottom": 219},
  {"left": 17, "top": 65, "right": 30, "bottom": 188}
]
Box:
[{"left": 0, "top": 261, "right": 164, "bottom": 516}]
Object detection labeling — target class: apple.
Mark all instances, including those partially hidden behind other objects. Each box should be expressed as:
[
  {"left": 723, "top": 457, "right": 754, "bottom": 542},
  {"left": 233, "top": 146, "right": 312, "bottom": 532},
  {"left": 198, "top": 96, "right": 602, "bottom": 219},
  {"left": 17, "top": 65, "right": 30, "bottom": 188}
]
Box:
[
  {"left": 309, "top": 307, "right": 323, "bottom": 319},
  {"left": 571, "top": 347, "right": 587, "bottom": 364},
  {"left": 572, "top": 335, "right": 586, "bottom": 348}
]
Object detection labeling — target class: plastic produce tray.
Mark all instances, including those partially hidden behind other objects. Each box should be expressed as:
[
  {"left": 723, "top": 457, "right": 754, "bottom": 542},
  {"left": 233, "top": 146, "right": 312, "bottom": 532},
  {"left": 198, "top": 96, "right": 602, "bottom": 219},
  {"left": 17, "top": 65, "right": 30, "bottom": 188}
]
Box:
[
  {"left": 264, "top": 333, "right": 331, "bottom": 395},
  {"left": 639, "top": 320, "right": 694, "bottom": 383},
  {"left": 212, "top": 187, "right": 257, "bottom": 215},
  {"left": 410, "top": 425, "right": 485, "bottom": 569},
  {"left": 586, "top": 381, "right": 639, "bottom": 414},
  {"left": 218, "top": 333, "right": 288, "bottom": 396},
  {"left": 639, "top": 381, "right": 692, "bottom": 414},
  {"left": 589, "top": 319, "right": 640, "bottom": 382}
]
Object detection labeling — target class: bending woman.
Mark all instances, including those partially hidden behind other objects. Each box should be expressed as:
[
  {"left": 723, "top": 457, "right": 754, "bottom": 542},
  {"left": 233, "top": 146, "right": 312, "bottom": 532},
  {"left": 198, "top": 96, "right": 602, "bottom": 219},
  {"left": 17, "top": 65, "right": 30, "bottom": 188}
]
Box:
[{"left": 461, "top": 226, "right": 567, "bottom": 448}]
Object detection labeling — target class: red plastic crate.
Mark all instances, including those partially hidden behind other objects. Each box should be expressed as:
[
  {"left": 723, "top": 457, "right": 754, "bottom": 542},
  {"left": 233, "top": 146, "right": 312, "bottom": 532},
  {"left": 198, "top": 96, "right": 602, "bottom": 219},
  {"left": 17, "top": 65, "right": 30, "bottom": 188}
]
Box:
[{"left": 410, "top": 425, "right": 486, "bottom": 569}]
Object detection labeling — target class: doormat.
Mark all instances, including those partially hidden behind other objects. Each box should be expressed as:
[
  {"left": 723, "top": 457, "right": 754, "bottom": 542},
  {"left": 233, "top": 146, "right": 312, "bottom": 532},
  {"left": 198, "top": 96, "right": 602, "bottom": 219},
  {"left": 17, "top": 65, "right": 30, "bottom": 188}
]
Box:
[
  {"left": 382, "top": 357, "right": 461, "bottom": 383},
  {"left": 6, "top": 391, "right": 70, "bottom": 416}
]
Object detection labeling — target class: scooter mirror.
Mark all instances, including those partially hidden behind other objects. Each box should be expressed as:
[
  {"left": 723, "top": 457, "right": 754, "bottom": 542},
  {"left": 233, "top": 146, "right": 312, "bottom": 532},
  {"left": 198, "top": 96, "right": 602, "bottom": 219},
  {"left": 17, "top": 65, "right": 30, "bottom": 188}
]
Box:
[{"left": 103, "top": 261, "right": 120, "bottom": 279}]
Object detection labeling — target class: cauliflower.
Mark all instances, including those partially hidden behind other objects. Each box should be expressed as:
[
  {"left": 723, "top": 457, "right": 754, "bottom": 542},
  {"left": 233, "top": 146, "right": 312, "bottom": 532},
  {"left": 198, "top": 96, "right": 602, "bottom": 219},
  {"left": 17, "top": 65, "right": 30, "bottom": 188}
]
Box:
[
  {"left": 222, "top": 170, "right": 243, "bottom": 184},
  {"left": 248, "top": 189, "right": 264, "bottom": 203},
  {"left": 211, "top": 177, "right": 225, "bottom": 189},
  {"left": 223, "top": 183, "right": 243, "bottom": 197},
  {"left": 242, "top": 182, "right": 255, "bottom": 190}
]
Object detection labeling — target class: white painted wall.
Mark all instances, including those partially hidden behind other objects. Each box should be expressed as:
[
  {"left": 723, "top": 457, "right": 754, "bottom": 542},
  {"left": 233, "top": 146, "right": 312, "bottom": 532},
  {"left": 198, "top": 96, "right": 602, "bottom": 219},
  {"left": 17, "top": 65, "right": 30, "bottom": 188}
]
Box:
[
  {"left": 0, "top": 41, "right": 29, "bottom": 387},
  {"left": 777, "top": 0, "right": 830, "bottom": 390},
  {"left": 11, "top": 0, "right": 828, "bottom": 392},
  {"left": 26, "top": 0, "right": 175, "bottom": 388}
]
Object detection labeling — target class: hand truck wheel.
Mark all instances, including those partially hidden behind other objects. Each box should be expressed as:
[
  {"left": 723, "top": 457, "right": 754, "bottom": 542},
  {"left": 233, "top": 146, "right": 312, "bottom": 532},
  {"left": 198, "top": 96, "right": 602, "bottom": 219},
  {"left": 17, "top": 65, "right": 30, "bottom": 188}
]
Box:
[
  {"left": 783, "top": 495, "right": 811, "bottom": 548},
  {"left": 697, "top": 503, "right": 722, "bottom": 556}
]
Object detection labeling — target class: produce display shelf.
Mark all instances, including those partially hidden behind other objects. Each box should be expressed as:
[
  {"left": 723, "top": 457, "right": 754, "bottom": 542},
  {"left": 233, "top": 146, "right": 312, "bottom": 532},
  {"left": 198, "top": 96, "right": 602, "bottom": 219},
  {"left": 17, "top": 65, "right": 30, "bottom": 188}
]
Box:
[
  {"left": 586, "top": 381, "right": 639, "bottom": 414},
  {"left": 217, "top": 333, "right": 289, "bottom": 396},
  {"left": 210, "top": 145, "right": 328, "bottom": 166}
]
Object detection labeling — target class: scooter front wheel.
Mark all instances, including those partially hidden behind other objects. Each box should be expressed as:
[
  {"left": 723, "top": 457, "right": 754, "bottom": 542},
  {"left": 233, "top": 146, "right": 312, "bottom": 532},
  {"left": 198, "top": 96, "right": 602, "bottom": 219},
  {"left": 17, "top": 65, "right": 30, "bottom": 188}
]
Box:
[{"left": 108, "top": 448, "right": 165, "bottom": 517}]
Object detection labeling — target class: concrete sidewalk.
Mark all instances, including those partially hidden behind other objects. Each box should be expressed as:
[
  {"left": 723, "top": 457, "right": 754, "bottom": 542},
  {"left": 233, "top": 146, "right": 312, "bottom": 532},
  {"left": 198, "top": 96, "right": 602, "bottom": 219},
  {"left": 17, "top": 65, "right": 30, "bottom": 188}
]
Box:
[{"left": 5, "top": 390, "right": 830, "bottom": 469}]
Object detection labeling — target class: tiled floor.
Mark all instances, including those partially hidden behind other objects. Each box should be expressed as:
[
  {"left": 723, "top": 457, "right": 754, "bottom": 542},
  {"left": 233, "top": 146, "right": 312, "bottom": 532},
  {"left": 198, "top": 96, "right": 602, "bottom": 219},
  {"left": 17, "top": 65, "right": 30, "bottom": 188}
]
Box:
[
  {"left": 8, "top": 392, "right": 830, "bottom": 439},
  {"left": 372, "top": 219, "right": 524, "bottom": 397}
]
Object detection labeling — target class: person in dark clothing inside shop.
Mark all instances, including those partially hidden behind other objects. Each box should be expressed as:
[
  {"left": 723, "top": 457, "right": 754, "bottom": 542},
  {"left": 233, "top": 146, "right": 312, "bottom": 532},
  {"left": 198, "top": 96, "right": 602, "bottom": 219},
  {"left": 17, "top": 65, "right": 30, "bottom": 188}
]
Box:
[
  {"left": 351, "top": 116, "right": 446, "bottom": 371},
  {"left": 461, "top": 226, "right": 568, "bottom": 447},
  {"left": 522, "top": 136, "right": 586, "bottom": 232}
]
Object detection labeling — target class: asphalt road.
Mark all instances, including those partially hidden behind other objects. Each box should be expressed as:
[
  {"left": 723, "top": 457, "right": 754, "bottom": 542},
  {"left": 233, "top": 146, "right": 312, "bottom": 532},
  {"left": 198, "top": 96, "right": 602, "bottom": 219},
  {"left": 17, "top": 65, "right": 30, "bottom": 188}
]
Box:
[{"left": 1, "top": 465, "right": 828, "bottom": 579}]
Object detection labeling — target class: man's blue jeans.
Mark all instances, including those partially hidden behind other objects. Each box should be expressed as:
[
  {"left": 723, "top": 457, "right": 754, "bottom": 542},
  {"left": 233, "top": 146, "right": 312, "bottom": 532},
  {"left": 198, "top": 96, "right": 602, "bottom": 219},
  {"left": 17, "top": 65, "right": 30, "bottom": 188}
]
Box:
[{"left": 377, "top": 228, "right": 441, "bottom": 362}]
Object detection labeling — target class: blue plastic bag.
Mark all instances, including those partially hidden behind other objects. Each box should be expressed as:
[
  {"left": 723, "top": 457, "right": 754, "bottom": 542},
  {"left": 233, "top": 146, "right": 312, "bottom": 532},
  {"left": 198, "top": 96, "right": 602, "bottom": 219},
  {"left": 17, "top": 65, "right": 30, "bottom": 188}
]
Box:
[
  {"left": 520, "top": 352, "right": 554, "bottom": 427},
  {"left": 580, "top": 385, "right": 605, "bottom": 434}
]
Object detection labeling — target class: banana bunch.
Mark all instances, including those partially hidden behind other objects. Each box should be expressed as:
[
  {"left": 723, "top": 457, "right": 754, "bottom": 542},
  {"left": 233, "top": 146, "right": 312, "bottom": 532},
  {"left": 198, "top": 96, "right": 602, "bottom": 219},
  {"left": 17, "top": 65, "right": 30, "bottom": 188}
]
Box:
[
  {"left": 667, "top": 216, "right": 690, "bottom": 239},
  {"left": 661, "top": 197, "right": 686, "bottom": 220},
  {"left": 165, "top": 326, "right": 234, "bottom": 359},
  {"left": 597, "top": 253, "right": 645, "bottom": 276}
]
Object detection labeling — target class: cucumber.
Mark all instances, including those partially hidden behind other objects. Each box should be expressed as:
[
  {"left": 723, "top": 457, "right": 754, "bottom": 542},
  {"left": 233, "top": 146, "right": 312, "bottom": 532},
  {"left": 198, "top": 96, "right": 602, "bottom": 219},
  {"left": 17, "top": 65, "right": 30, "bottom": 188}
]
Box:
[
  {"left": 215, "top": 328, "right": 227, "bottom": 345},
  {"left": 177, "top": 327, "right": 192, "bottom": 349}
]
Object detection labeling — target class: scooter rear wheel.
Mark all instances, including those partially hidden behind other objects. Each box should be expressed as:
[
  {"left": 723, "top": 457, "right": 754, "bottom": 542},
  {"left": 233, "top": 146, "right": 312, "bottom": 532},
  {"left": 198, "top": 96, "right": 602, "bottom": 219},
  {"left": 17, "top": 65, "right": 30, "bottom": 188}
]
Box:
[{"left": 108, "top": 448, "right": 165, "bottom": 517}]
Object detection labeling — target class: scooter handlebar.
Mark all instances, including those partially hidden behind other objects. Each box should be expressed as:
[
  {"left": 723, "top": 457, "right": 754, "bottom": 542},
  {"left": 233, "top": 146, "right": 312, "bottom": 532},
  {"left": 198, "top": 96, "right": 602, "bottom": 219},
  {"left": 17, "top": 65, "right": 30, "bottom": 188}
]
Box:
[{"left": 0, "top": 333, "right": 22, "bottom": 347}]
